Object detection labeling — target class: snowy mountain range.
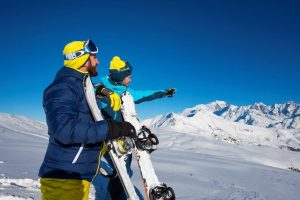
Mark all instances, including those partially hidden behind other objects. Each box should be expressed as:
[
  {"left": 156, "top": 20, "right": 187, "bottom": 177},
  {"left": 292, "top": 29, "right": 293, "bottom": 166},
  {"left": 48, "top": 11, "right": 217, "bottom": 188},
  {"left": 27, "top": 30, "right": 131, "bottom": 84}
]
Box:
[
  {"left": 1, "top": 104, "right": 300, "bottom": 199},
  {"left": 209, "top": 101, "right": 300, "bottom": 129},
  {"left": 1, "top": 101, "right": 300, "bottom": 152},
  {"left": 143, "top": 101, "right": 300, "bottom": 151}
]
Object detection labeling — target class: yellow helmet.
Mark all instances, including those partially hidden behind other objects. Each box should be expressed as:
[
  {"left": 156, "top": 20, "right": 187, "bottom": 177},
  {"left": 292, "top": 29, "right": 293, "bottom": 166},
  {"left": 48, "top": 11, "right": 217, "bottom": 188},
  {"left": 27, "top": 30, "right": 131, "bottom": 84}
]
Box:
[{"left": 63, "top": 41, "right": 90, "bottom": 70}]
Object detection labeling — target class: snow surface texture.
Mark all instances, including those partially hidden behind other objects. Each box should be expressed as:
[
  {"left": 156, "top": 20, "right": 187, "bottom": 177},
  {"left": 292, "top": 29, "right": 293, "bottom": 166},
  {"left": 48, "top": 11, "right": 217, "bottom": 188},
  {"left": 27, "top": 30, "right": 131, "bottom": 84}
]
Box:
[{"left": 0, "top": 102, "right": 300, "bottom": 199}]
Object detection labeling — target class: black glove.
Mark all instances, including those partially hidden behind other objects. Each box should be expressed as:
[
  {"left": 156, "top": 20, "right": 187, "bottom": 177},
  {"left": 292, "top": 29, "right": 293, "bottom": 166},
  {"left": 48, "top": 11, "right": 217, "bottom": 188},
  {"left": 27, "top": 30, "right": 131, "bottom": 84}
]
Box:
[
  {"left": 95, "top": 84, "right": 113, "bottom": 97},
  {"left": 107, "top": 120, "right": 137, "bottom": 139},
  {"left": 165, "top": 88, "right": 176, "bottom": 97}
]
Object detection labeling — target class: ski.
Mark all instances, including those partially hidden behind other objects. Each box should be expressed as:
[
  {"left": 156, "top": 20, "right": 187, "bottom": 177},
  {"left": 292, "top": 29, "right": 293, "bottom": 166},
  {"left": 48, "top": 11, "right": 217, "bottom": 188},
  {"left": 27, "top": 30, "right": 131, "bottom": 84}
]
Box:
[
  {"left": 121, "top": 91, "right": 176, "bottom": 200},
  {"left": 83, "top": 76, "right": 139, "bottom": 200}
]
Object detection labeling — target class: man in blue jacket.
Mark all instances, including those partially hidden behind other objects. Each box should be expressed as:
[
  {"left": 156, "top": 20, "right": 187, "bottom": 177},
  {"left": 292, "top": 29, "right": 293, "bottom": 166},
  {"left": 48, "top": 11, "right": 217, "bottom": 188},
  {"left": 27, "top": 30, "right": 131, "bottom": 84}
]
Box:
[
  {"left": 94, "top": 56, "right": 176, "bottom": 199},
  {"left": 39, "top": 40, "right": 136, "bottom": 200}
]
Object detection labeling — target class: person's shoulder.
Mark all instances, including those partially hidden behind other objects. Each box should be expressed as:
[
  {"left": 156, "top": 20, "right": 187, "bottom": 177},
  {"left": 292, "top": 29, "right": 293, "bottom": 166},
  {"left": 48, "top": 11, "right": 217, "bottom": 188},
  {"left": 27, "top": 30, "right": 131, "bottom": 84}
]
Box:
[
  {"left": 54, "top": 75, "right": 79, "bottom": 88},
  {"left": 98, "top": 76, "right": 109, "bottom": 84},
  {"left": 64, "top": 76, "right": 79, "bottom": 84},
  {"left": 47, "top": 74, "right": 82, "bottom": 97}
]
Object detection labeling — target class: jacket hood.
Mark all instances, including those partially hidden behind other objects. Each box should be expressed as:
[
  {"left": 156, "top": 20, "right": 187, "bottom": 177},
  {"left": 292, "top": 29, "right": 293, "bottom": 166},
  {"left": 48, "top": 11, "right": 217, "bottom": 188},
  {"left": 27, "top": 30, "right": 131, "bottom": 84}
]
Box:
[{"left": 54, "top": 66, "right": 87, "bottom": 81}]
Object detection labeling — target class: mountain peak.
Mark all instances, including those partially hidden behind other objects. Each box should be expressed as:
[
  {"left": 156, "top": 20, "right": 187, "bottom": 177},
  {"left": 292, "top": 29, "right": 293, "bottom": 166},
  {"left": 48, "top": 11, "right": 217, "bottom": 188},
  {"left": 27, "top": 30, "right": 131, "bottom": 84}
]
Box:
[
  {"left": 254, "top": 102, "right": 266, "bottom": 106},
  {"left": 204, "top": 100, "right": 229, "bottom": 111},
  {"left": 146, "top": 101, "right": 300, "bottom": 130}
]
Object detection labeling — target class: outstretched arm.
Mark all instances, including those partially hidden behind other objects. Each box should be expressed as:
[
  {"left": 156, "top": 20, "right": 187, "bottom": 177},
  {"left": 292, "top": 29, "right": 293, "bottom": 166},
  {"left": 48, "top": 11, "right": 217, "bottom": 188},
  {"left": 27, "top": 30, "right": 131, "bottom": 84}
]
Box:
[{"left": 129, "top": 88, "right": 176, "bottom": 104}]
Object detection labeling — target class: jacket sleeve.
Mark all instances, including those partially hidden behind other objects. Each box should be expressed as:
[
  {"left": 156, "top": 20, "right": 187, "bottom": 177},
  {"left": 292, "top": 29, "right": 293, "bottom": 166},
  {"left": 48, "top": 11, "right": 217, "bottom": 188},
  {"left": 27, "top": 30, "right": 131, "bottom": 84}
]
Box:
[
  {"left": 43, "top": 80, "right": 109, "bottom": 145},
  {"left": 127, "top": 88, "right": 166, "bottom": 104}
]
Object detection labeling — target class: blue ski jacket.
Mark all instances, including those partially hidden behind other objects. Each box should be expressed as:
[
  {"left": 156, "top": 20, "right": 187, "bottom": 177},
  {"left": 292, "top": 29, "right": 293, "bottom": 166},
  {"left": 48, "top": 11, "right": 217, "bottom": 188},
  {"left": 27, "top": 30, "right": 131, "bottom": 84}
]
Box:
[
  {"left": 97, "top": 76, "right": 166, "bottom": 122},
  {"left": 39, "top": 67, "right": 109, "bottom": 181},
  {"left": 93, "top": 76, "right": 166, "bottom": 199},
  {"left": 95, "top": 76, "right": 166, "bottom": 174}
]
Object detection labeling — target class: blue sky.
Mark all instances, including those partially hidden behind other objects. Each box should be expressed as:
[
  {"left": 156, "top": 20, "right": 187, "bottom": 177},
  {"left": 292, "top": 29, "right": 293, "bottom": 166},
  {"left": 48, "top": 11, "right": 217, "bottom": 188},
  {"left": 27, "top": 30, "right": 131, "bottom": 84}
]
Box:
[{"left": 1, "top": 0, "right": 299, "bottom": 121}]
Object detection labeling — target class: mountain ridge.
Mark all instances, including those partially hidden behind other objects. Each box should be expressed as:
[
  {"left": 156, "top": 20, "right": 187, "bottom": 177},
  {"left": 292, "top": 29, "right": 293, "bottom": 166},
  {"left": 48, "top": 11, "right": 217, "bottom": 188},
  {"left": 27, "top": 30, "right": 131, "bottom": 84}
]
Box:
[
  {"left": 142, "top": 101, "right": 300, "bottom": 151},
  {"left": 181, "top": 101, "right": 300, "bottom": 129},
  {"left": 1, "top": 101, "right": 299, "bottom": 151}
]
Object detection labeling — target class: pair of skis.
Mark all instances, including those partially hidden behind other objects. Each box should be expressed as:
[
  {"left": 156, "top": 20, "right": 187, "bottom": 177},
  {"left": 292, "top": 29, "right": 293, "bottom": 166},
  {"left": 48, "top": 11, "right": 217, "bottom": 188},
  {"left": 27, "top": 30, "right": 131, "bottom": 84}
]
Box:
[{"left": 84, "top": 76, "right": 175, "bottom": 199}]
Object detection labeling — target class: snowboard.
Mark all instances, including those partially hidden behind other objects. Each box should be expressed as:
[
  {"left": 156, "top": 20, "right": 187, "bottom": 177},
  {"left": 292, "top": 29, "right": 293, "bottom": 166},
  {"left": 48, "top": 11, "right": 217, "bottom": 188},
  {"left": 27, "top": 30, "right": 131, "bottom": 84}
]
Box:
[
  {"left": 84, "top": 76, "right": 140, "bottom": 200},
  {"left": 121, "top": 91, "right": 175, "bottom": 200}
]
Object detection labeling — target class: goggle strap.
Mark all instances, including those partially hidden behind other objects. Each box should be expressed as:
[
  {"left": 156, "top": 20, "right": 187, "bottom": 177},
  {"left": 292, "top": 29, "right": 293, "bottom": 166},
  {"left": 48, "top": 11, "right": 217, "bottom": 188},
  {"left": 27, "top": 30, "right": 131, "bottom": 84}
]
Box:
[{"left": 64, "top": 50, "right": 85, "bottom": 60}]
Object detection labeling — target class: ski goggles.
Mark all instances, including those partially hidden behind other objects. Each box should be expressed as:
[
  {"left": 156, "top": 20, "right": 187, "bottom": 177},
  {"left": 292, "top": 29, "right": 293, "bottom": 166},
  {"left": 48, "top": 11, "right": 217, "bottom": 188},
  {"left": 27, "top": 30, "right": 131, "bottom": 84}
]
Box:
[{"left": 64, "top": 39, "right": 98, "bottom": 60}]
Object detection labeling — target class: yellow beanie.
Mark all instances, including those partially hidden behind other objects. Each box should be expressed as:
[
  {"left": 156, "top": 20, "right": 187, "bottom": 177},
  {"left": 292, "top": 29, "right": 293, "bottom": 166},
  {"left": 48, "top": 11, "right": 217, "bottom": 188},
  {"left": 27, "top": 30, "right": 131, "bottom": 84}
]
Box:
[
  {"left": 109, "top": 56, "right": 132, "bottom": 83},
  {"left": 110, "top": 56, "right": 126, "bottom": 71},
  {"left": 63, "top": 41, "right": 90, "bottom": 70}
]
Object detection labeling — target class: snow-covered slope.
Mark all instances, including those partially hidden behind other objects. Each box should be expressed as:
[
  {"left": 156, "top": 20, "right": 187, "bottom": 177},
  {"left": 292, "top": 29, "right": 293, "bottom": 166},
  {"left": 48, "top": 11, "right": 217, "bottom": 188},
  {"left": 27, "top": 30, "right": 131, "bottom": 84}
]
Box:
[
  {"left": 0, "top": 113, "right": 47, "bottom": 137},
  {"left": 1, "top": 112, "right": 300, "bottom": 200},
  {"left": 143, "top": 101, "right": 300, "bottom": 151},
  {"left": 0, "top": 113, "right": 48, "bottom": 199}
]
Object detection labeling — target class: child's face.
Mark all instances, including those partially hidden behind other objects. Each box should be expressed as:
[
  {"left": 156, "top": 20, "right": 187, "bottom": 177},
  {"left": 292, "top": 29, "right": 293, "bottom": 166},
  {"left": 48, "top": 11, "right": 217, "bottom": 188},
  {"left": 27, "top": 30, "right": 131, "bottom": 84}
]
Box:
[{"left": 122, "top": 75, "right": 132, "bottom": 87}]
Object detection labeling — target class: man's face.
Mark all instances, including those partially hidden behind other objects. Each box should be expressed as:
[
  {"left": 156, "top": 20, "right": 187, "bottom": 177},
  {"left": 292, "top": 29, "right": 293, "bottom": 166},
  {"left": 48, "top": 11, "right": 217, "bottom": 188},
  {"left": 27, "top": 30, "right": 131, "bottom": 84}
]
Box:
[
  {"left": 87, "top": 55, "right": 99, "bottom": 77},
  {"left": 122, "top": 75, "right": 131, "bottom": 87}
]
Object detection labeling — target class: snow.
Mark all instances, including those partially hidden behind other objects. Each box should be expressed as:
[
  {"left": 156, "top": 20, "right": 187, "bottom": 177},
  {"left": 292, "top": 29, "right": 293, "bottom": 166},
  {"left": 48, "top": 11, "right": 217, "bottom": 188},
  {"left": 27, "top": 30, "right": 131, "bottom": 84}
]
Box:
[
  {"left": 143, "top": 102, "right": 300, "bottom": 151},
  {"left": 0, "top": 113, "right": 47, "bottom": 135},
  {"left": 177, "top": 101, "right": 300, "bottom": 129},
  {"left": 0, "top": 178, "right": 39, "bottom": 200},
  {"left": 0, "top": 196, "right": 34, "bottom": 200},
  {"left": 1, "top": 111, "right": 300, "bottom": 199}
]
